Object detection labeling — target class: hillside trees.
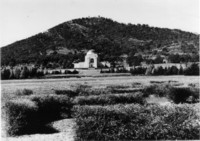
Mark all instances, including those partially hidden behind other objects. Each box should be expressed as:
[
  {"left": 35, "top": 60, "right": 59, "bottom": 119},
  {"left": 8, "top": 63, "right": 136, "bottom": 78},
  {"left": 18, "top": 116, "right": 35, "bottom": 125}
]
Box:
[{"left": 1, "top": 17, "right": 199, "bottom": 67}]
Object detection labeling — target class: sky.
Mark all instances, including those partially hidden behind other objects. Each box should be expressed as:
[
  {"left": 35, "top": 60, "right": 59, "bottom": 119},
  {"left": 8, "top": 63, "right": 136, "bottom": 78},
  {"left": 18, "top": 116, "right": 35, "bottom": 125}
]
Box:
[{"left": 0, "top": 0, "right": 199, "bottom": 47}]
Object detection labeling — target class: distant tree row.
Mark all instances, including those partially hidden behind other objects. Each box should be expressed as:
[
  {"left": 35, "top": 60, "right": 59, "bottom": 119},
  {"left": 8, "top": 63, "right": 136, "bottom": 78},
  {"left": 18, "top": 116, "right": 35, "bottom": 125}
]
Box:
[
  {"left": 130, "top": 63, "right": 199, "bottom": 76},
  {"left": 1, "top": 67, "right": 80, "bottom": 80},
  {"left": 1, "top": 67, "right": 44, "bottom": 80}
]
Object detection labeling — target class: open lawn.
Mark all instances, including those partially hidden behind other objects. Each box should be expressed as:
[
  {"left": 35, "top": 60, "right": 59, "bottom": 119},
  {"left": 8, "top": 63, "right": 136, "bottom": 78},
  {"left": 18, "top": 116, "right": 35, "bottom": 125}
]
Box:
[{"left": 2, "top": 75, "right": 199, "bottom": 99}]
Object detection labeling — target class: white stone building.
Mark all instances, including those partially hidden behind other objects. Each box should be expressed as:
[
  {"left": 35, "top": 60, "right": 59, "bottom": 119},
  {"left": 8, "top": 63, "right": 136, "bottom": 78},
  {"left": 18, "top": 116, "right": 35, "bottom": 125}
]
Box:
[{"left": 74, "top": 50, "right": 100, "bottom": 69}]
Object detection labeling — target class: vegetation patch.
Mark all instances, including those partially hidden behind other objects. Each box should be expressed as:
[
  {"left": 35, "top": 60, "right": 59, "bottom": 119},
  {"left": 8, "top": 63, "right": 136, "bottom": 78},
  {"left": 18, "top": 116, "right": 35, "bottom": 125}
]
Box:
[
  {"left": 142, "top": 84, "right": 199, "bottom": 104},
  {"left": 54, "top": 89, "right": 78, "bottom": 97},
  {"left": 29, "top": 94, "right": 73, "bottom": 122},
  {"left": 5, "top": 99, "right": 39, "bottom": 136},
  {"left": 142, "top": 84, "right": 172, "bottom": 97},
  {"left": 73, "top": 92, "right": 145, "bottom": 105},
  {"left": 5, "top": 94, "right": 73, "bottom": 136},
  {"left": 15, "top": 89, "right": 33, "bottom": 96},
  {"left": 73, "top": 104, "right": 200, "bottom": 140},
  {"left": 168, "top": 87, "right": 199, "bottom": 104}
]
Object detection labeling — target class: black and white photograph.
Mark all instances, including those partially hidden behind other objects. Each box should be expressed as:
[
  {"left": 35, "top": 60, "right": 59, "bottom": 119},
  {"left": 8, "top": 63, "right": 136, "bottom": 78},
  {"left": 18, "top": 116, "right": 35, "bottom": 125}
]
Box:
[{"left": 0, "top": 0, "right": 199, "bottom": 140}]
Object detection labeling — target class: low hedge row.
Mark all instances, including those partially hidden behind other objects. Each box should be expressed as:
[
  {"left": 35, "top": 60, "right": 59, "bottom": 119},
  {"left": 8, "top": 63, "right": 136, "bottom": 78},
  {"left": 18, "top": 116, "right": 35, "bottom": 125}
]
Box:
[
  {"left": 142, "top": 84, "right": 199, "bottom": 104},
  {"left": 73, "top": 104, "right": 200, "bottom": 140},
  {"left": 5, "top": 99, "right": 39, "bottom": 135},
  {"left": 73, "top": 92, "right": 145, "bottom": 105},
  {"left": 5, "top": 94, "right": 72, "bottom": 136},
  {"left": 29, "top": 94, "right": 73, "bottom": 122}
]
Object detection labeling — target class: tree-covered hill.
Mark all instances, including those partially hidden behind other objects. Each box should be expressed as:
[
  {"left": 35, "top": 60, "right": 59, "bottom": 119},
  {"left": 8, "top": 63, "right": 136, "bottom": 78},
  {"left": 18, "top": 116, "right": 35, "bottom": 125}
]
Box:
[{"left": 1, "top": 17, "right": 199, "bottom": 67}]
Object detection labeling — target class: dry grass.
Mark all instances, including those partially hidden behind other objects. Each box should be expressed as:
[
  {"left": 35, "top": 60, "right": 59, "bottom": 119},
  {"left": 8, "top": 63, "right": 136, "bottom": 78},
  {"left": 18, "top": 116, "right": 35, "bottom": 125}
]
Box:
[{"left": 2, "top": 76, "right": 199, "bottom": 100}]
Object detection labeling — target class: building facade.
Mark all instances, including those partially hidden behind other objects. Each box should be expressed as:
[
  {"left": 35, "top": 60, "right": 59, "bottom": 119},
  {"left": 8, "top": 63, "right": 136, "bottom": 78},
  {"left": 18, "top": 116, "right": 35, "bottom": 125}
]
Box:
[{"left": 74, "top": 50, "right": 99, "bottom": 69}]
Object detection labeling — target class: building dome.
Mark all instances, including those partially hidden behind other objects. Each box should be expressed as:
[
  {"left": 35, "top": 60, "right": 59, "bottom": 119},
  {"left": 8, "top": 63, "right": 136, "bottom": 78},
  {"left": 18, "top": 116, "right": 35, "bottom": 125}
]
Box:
[{"left": 87, "top": 50, "right": 95, "bottom": 55}]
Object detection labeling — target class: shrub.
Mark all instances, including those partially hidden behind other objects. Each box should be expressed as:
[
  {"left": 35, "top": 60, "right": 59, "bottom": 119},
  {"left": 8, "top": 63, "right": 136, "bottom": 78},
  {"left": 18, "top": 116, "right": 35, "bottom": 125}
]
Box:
[
  {"left": 132, "top": 82, "right": 142, "bottom": 88},
  {"left": 184, "top": 63, "right": 199, "bottom": 75},
  {"left": 73, "top": 92, "right": 146, "bottom": 105},
  {"left": 142, "top": 84, "right": 172, "bottom": 97},
  {"left": 54, "top": 89, "right": 78, "bottom": 97},
  {"left": 130, "top": 67, "right": 147, "bottom": 75},
  {"left": 20, "top": 67, "right": 29, "bottom": 79},
  {"left": 71, "top": 84, "right": 92, "bottom": 96},
  {"left": 1, "top": 68, "right": 11, "bottom": 80},
  {"left": 15, "top": 89, "right": 33, "bottom": 96},
  {"left": 5, "top": 99, "right": 39, "bottom": 136},
  {"left": 143, "top": 84, "right": 199, "bottom": 104},
  {"left": 106, "top": 85, "right": 130, "bottom": 93},
  {"left": 73, "top": 104, "right": 200, "bottom": 140},
  {"left": 188, "top": 83, "right": 199, "bottom": 88},
  {"left": 29, "top": 94, "right": 73, "bottom": 122},
  {"left": 13, "top": 68, "right": 21, "bottom": 79},
  {"left": 51, "top": 70, "right": 61, "bottom": 74},
  {"left": 168, "top": 87, "right": 199, "bottom": 104},
  {"left": 72, "top": 69, "right": 79, "bottom": 74}
]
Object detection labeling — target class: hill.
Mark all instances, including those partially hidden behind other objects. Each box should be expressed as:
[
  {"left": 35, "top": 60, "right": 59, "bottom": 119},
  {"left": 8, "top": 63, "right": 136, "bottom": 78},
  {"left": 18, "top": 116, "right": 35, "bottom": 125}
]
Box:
[{"left": 1, "top": 17, "right": 199, "bottom": 68}]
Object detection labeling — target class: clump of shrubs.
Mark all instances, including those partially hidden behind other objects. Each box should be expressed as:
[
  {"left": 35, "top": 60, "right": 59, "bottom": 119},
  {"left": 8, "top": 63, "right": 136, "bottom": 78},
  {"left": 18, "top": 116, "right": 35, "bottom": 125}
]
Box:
[
  {"left": 29, "top": 94, "right": 73, "bottom": 122},
  {"left": 15, "top": 89, "right": 33, "bottom": 96},
  {"left": 100, "top": 68, "right": 129, "bottom": 73},
  {"left": 73, "top": 92, "right": 145, "bottom": 105},
  {"left": 106, "top": 85, "right": 141, "bottom": 93},
  {"left": 55, "top": 90, "right": 78, "bottom": 97},
  {"left": 5, "top": 99, "right": 39, "bottom": 136},
  {"left": 142, "top": 84, "right": 172, "bottom": 97},
  {"left": 168, "top": 87, "right": 199, "bottom": 104},
  {"left": 73, "top": 104, "right": 200, "bottom": 140},
  {"left": 64, "top": 69, "right": 79, "bottom": 74},
  {"left": 130, "top": 63, "right": 199, "bottom": 76},
  {"left": 184, "top": 63, "right": 199, "bottom": 75},
  {"left": 142, "top": 84, "right": 199, "bottom": 104},
  {"left": 1, "top": 67, "right": 44, "bottom": 80},
  {"left": 5, "top": 94, "right": 73, "bottom": 136},
  {"left": 130, "top": 67, "right": 147, "bottom": 75}
]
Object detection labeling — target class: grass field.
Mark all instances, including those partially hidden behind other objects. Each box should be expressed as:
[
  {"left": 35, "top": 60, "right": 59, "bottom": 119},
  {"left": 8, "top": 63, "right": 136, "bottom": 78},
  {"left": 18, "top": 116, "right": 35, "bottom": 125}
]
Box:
[
  {"left": 2, "top": 75, "right": 199, "bottom": 96},
  {"left": 1, "top": 75, "right": 199, "bottom": 141}
]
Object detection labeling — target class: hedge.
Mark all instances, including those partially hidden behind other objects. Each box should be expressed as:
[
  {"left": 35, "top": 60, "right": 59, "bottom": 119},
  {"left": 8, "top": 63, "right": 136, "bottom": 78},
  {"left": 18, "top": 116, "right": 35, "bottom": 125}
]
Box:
[
  {"left": 5, "top": 99, "right": 39, "bottom": 136},
  {"left": 29, "top": 94, "right": 73, "bottom": 122},
  {"left": 15, "top": 89, "right": 33, "bottom": 96},
  {"left": 73, "top": 104, "right": 200, "bottom": 140},
  {"left": 5, "top": 94, "right": 73, "bottom": 136},
  {"left": 73, "top": 92, "right": 145, "bottom": 105},
  {"left": 142, "top": 84, "right": 199, "bottom": 104}
]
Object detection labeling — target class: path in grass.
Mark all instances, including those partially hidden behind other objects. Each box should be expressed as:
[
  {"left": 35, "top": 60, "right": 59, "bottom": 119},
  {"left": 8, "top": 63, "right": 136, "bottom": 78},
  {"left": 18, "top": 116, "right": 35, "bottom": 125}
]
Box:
[{"left": 2, "top": 119, "right": 76, "bottom": 141}]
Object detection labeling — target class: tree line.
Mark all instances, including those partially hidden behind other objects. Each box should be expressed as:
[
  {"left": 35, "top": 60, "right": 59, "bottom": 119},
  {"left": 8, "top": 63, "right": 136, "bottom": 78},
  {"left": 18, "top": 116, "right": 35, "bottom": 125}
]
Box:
[{"left": 130, "top": 63, "right": 199, "bottom": 76}]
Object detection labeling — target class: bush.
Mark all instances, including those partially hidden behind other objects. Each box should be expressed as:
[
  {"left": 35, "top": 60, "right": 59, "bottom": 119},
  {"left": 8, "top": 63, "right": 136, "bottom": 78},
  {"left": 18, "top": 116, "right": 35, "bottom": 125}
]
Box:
[
  {"left": 142, "top": 84, "right": 199, "bottom": 104},
  {"left": 15, "top": 89, "right": 33, "bottom": 96},
  {"left": 1, "top": 68, "right": 11, "bottom": 80},
  {"left": 71, "top": 84, "right": 92, "bottom": 96},
  {"left": 29, "top": 94, "right": 73, "bottom": 122},
  {"left": 184, "top": 63, "right": 199, "bottom": 75},
  {"left": 5, "top": 99, "right": 39, "bottom": 136},
  {"left": 73, "top": 92, "right": 146, "bottom": 105},
  {"left": 54, "top": 89, "right": 78, "bottom": 97},
  {"left": 130, "top": 67, "right": 147, "bottom": 75},
  {"left": 5, "top": 94, "right": 73, "bottom": 136},
  {"left": 20, "top": 67, "right": 30, "bottom": 79},
  {"left": 142, "top": 84, "right": 172, "bottom": 97},
  {"left": 51, "top": 70, "right": 61, "bottom": 74},
  {"left": 168, "top": 87, "right": 199, "bottom": 104},
  {"left": 73, "top": 104, "right": 200, "bottom": 140},
  {"left": 72, "top": 69, "right": 79, "bottom": 74}
]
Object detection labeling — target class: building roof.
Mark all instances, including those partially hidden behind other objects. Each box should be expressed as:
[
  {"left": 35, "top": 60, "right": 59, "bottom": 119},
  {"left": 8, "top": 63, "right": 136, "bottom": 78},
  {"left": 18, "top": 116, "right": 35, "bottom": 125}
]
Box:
[{"left": 87, "top": 49, "right": 96, "bottom": 55}]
